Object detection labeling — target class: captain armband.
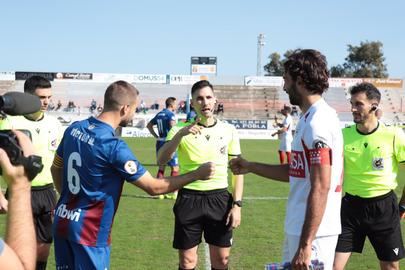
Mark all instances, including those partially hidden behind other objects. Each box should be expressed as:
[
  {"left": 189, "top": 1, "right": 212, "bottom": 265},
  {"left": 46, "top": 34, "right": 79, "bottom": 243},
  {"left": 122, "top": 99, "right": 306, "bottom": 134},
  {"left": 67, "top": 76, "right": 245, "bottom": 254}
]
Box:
[
  {"left": 308, "top": 147, "right": 332, "bottom": 166},
  {"left": 52, "top": 154, "right": 64, "bottom": 168}
]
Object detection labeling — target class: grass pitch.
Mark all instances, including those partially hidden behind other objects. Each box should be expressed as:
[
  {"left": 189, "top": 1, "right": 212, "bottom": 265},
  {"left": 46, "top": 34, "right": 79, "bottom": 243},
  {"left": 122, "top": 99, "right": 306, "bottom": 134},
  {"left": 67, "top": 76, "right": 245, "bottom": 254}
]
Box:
[{"left": 1, "top": 138, "right": 404, "bottom": 269}]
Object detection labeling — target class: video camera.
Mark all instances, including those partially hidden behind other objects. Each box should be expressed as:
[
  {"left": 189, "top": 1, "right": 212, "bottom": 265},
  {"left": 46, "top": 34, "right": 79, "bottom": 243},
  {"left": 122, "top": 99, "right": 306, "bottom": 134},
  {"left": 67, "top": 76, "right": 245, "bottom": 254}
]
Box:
[{"left": 0, "top": 92, "right": 44, "bottom": 180}]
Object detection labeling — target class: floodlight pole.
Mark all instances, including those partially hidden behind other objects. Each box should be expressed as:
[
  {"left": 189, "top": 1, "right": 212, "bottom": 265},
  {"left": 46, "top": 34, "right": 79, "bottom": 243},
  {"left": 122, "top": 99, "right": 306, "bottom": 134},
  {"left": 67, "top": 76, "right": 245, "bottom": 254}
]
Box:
[{"left": 257, "top": 33, "right": 265, "bottom": 76}]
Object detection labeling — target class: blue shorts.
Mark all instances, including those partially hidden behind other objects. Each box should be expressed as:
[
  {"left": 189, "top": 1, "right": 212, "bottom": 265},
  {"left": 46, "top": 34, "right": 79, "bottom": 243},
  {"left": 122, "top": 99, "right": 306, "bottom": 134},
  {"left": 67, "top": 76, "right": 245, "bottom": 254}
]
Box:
[
  {"left": 54, "top": 236, "right": 111, "bottom": 270},
  {"left": 156, "top": 140, "right": 178, "bottom": 167}
]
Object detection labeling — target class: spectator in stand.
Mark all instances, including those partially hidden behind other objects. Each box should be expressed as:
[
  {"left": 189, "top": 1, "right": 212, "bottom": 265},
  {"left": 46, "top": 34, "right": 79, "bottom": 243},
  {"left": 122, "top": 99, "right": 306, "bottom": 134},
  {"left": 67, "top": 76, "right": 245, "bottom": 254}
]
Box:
[
  {"left": 140, "top": 100, "right": 147, "bottom": 114},
  {"left": 56, "top": 100, "right": 62, "bottom": 111},
  {"left": 47, "top": 99, "right": 55, "bottom": 111},
  {"left": 291, "top": 106, "right": 299, "bottom": 116},
  {"left": 178, "top": 100, "right": 186, "bottom": 113},
  {"left": 97, "top": 104, "right": 103, "bottom": 113},
  {"left": 151, "top": 100, "right": 160, "bottom": 110},
  {"left": 90, "top": 99, "right": 97, "bottom": 113},
  {"left": 216, "top": 102, "right": 224, "bottom": 116}
]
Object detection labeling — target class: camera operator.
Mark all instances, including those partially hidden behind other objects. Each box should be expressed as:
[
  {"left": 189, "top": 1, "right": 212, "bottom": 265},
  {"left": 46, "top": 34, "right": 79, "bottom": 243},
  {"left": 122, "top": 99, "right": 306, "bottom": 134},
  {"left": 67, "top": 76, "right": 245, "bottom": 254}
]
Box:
[{"left": 0, "top": 130, "right": 36, "bottom": 270}]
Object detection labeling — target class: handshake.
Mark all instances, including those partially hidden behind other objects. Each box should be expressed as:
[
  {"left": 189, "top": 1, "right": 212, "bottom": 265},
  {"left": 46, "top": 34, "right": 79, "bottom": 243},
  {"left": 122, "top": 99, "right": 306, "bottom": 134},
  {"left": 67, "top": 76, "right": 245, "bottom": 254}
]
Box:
[{"left": 191, "top": 157, "right": 251, "bottom": 179}]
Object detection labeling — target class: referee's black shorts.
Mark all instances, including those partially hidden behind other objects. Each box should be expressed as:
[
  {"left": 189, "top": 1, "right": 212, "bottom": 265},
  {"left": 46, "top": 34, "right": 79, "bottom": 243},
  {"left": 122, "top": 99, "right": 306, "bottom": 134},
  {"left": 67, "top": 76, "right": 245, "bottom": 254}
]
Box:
[
  {"left": 173, "top": 188, "right": 233, "bottom": 250},
  {"left": 6, "top": 183, "right": 57, "bottom": 243},
  {"left": 336, "top": 190, "right": 405, "bottom": 261}
]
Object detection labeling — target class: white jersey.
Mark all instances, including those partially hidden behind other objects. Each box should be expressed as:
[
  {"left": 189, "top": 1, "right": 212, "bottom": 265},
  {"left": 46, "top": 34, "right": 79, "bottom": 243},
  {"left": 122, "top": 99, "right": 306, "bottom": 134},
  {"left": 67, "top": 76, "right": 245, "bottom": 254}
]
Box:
[
  {"left": 279, "top": 114, "right": 293, "bottom": 152},
  {"left": 285, "top": 99, "right": 343, "bottom": 237}
]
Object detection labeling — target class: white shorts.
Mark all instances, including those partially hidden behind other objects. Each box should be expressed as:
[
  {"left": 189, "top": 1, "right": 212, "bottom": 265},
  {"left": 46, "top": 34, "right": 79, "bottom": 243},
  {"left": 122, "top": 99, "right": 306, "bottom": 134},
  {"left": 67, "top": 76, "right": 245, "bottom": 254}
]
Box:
[
  {"left": 279, "top": 138, "right": 292, "bottom": 152},
  {"left": 282, "top": 233, "right": 338, "bottom": 270}
]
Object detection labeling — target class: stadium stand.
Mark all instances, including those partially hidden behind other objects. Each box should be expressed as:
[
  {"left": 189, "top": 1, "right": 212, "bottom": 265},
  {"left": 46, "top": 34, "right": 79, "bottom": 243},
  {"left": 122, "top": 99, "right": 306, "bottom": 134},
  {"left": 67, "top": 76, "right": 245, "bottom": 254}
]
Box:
[
  {"left": 214, "top": 85, "right": 286, "bottom": 119},
  {"left": 1, "top": 78, "right": 405, "bottom": 125},
  {"left": 0, "top": 80, "right": 15, "bottom": 95}
]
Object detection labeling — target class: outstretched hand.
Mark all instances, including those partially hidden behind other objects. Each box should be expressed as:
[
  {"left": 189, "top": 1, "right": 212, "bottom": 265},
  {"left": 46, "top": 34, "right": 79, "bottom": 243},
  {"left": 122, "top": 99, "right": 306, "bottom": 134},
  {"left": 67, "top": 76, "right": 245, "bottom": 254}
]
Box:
[
  {"left": 195, "top": 162, "right": 215, "bottom": 180},
  {"left": 228, "top": 157, "right": 250, "bottom": 175}
]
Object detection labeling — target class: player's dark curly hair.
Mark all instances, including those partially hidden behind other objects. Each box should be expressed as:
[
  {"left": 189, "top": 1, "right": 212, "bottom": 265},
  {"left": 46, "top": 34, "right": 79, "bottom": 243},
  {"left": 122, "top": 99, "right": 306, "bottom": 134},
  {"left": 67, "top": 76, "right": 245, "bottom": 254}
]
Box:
[
  {"left": 283, "top": 49, "right": 329, "bottom": 95},
  {"left": 349, "top": 82, "right": 381, "bottom": 103}
]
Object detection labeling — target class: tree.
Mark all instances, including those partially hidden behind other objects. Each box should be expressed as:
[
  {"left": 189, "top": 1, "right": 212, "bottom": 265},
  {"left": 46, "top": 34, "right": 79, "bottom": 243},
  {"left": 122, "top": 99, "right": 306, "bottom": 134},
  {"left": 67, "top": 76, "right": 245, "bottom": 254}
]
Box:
[
  {"left": 264, "top": 49, "right": 298, "bottom": 76},
  {"left": 330, "top": 41, "right": 388, "bottom": 78},
  {"left": 330, "top": 64, "right": 346, "bottom": 77},
  {"left": 264, "top": 52, "right": 283, "bottom": 76}
]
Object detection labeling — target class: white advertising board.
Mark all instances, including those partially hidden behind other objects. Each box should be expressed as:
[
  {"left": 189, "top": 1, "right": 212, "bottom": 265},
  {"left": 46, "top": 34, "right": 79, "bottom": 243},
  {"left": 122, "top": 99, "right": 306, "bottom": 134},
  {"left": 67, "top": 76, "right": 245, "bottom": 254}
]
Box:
[
  {"left": 133, "top": 74, "right": 166, "bottom": 84},
  {"left": 0, "top": 72, "right": 15, "bottom": 80},
  {"left": 244, "top": 76, "right": 283, "bottom": 87},
  {"left": 169, "top": 75, "right": 203, "bottom": 85},
  {"left": 92, "top": 73, "right": 135, "bottom": 82}
]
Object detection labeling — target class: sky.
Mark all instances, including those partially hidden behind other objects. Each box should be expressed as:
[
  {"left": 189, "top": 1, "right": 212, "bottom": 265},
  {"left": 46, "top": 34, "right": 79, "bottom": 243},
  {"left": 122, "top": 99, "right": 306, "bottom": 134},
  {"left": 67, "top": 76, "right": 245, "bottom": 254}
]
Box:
[{"left": 1, "top": 0, "right": 404, "bottom": 78}]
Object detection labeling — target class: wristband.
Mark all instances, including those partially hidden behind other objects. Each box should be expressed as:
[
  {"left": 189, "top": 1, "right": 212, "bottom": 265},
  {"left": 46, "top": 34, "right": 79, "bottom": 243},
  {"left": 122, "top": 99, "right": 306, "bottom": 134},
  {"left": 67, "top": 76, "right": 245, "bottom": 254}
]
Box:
[
  {"left": 233, "top": 200, "right": 243, "bottom": 207},
  {"left": 399, "top": 204, "right": 405, "bottom": 213}
]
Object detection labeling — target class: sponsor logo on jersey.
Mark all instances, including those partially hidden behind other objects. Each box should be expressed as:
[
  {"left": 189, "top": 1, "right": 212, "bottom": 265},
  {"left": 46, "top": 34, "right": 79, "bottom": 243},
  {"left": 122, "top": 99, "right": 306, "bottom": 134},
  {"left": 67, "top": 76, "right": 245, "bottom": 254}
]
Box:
[
  {"left": 124, "top": 160, "right": 137, "bottom": 174},
  {"left": 289, "top": 150, "right": 306, "bottom": 178},
  {"left": 55, "top": 204, "right": 82, "bottom": 222}
]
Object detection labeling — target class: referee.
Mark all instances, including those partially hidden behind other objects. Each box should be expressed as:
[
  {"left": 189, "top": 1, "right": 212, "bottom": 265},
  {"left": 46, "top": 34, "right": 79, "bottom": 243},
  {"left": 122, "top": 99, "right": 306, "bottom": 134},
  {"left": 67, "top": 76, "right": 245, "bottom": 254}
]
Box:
[
  {"left": 334, "top": 82, "right": 405, "bottom": 269},
  {"left": 158, "top": 80, "right": 244, "bottom": 270}
]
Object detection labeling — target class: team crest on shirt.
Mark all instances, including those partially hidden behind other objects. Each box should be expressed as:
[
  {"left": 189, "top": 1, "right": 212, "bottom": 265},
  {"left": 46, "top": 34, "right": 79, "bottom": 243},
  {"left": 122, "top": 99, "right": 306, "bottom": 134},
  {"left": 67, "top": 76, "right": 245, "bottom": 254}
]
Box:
[
  {"left": 372, "top": 157, "right": 384, "bottom": 170},
  {"left": 219, "top": 145, "right": 226, "bottom": 155},
  {"left": 124, "top": 160, "right": 137, "bottom": 174}
]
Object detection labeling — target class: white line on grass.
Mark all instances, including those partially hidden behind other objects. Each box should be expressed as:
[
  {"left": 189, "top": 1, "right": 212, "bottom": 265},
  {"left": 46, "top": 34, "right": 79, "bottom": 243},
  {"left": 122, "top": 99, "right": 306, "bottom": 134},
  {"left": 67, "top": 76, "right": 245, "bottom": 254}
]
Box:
[{"left": 244, "top": 196, "right": 288, "bottom": 200}]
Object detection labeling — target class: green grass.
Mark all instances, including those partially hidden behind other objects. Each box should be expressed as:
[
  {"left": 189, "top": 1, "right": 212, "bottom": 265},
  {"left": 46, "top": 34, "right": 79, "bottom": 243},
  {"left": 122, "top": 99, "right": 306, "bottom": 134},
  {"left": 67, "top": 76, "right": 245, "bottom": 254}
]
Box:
[{"left": 1, "top": 138, "right": 404, "bottom": 269}]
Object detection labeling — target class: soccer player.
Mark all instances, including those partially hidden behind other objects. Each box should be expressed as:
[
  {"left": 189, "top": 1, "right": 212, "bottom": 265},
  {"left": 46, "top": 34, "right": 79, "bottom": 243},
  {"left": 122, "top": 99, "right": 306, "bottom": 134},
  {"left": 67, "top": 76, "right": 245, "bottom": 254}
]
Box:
[
  {"left": 272, "top": 105, "right": 293, "bottom": 164},
  {"left": 334, "top": 83, "right": 405, "bottom": 270},
  {"left": 0, "top": 131, "right": 37, "bottom": 270},
  {"left": 157, "top": 80, "right": 244, "bottom": 270},
  {"left": 0, "top": 75, "right": 62, "bottom": 270},
  {"left": 50, "top": 80, "right": 214, "bottom": 269},
  {"left": 229, "top": 49, "right": 343, "bottom": 270},
  {"left": 146, "top": 97, "right": 179, "bottom": 179}
]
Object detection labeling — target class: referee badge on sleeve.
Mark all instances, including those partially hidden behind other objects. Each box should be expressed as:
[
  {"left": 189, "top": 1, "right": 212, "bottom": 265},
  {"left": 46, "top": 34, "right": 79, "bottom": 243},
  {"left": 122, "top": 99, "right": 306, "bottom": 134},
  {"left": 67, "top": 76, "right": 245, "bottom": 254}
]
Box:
[{"left": 124, "top": 160, "right": 138, "bottom": 174}]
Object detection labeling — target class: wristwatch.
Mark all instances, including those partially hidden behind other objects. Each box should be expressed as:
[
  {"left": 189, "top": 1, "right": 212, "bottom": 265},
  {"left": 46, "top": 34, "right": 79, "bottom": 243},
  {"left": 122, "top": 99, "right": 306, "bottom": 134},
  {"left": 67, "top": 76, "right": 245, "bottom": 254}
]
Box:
[{"left": 233, "top": 200, "right": 243, "bottom": 207}]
